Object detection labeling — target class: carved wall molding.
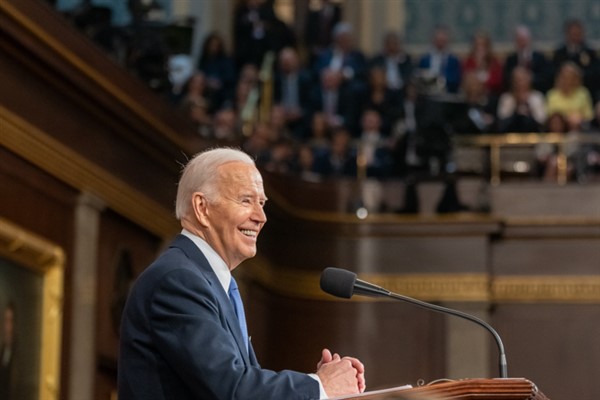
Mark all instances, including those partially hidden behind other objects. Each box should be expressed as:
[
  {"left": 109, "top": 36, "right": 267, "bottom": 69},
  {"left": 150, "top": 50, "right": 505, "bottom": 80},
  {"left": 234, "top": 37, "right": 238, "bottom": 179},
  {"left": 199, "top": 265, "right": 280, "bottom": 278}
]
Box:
[
  {"left": 0, "top": 106, "right": 179, "bottom": 239},
  {"left": 241, "top": 258, "right": 600, "bottom": 304}
]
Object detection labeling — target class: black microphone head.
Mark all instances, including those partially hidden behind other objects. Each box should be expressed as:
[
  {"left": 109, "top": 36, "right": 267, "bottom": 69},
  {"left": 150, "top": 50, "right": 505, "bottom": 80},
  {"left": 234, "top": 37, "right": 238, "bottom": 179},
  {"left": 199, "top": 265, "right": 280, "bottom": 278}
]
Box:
[{"left": 320, "top": 267, "right": 357, "bottom": 299}]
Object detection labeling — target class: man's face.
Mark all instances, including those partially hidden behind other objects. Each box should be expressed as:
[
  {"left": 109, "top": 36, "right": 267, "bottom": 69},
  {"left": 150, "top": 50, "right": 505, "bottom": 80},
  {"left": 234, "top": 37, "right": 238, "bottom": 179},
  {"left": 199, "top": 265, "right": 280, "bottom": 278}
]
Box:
[{"left": 202, "top": 162, "right": 267, "bottom": 269}]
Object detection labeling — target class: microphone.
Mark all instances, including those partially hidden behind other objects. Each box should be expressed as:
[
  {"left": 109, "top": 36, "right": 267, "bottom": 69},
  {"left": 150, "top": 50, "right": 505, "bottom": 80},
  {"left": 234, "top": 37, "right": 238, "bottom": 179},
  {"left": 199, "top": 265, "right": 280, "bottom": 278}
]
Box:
[{"left": 320, "top": 267, "right": 508, "bottom": 378}]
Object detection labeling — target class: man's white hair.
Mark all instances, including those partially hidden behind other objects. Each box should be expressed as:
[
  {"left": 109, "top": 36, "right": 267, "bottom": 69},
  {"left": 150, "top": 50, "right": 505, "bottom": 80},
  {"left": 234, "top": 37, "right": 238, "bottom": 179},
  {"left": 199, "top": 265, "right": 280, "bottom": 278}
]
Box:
[{"left": 175, "top": 148, "right": 255, "bottom": 220}]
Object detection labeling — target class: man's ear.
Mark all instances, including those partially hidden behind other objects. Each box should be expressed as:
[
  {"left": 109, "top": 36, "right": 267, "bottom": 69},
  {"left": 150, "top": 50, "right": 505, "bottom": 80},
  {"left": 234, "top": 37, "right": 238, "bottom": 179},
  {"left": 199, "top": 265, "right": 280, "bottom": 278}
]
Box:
[{"left": 191, "top": 192, "right": 210, "bottom": 227}]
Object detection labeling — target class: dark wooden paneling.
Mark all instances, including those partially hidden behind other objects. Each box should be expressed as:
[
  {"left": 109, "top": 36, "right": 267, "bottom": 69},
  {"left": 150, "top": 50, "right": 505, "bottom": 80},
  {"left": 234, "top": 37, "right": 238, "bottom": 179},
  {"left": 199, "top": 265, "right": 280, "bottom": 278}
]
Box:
[
  {"left": 247, "top": 283, "right": 446, "bottom": 389},
  {"left": 492, "top": 304, "right": 600, "bottom": 400},
  {"left": 95, "top": 209, "right": 163, "bottom": 399},
  {"left": 0, "top": 147, "right": 77, "bottom": 400}
]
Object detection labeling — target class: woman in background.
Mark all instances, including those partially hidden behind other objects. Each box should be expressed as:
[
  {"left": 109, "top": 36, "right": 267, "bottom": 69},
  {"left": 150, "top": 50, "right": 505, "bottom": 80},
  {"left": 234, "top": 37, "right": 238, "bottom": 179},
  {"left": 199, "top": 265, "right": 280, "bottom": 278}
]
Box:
[
  {"left": 462, "top": 31, "right": 504, "bottom": 96},
  {"left": 546, "top": 62, "right": 593, "bottom": 131}
]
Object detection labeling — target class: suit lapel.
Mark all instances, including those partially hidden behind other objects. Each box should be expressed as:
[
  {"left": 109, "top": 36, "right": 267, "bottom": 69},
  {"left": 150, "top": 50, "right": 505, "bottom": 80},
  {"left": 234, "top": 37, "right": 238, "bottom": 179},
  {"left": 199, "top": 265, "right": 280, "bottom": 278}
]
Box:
[{"left": 170, "top": 235, "right": 251, "bottom": 365}]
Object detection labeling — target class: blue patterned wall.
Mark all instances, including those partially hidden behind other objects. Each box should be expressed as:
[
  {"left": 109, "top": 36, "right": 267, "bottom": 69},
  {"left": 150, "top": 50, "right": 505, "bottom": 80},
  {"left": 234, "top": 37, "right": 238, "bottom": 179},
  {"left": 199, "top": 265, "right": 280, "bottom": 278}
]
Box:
[{"left": 404, "top": 0, "right": 600, "bottom": 47}]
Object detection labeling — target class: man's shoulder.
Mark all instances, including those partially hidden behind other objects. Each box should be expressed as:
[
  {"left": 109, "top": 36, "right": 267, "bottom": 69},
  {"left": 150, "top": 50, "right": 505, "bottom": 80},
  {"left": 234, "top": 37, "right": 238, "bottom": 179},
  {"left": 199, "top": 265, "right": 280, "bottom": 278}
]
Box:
[{"left": 133, "top": 237, "right": 210, "bottom": 288}]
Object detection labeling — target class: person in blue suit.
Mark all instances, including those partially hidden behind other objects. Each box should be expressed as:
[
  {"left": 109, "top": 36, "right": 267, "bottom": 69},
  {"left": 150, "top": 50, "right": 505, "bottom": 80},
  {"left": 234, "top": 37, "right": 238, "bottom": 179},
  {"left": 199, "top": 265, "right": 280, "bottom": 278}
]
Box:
[
  {"left": 417, "top": 25, "right": 462, "bottom": 93},
  {"left": 118, "top": 148, "right": 366, "bottom": 400}
]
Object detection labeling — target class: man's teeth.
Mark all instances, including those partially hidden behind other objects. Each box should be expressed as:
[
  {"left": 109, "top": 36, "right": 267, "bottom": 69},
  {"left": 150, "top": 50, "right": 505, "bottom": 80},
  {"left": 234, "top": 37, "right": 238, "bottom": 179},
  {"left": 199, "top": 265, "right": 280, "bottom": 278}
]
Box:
[{"left": 240, "top": 229, "right": 257, "bottom": 237}]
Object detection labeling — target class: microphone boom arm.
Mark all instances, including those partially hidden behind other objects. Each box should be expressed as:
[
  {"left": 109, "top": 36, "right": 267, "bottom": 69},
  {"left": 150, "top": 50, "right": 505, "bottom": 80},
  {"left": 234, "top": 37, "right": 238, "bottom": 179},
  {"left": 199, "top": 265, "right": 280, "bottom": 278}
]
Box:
[{"left": 387, "top": 291, "right": 508, "bottom": 378}]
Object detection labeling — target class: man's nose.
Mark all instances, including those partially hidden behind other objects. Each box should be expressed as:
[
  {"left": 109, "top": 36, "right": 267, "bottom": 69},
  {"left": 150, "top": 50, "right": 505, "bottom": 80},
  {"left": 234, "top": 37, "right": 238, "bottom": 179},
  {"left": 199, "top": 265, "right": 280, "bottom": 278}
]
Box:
[{"left": 252, "top": 203, "right": 267, "bottom": 224}]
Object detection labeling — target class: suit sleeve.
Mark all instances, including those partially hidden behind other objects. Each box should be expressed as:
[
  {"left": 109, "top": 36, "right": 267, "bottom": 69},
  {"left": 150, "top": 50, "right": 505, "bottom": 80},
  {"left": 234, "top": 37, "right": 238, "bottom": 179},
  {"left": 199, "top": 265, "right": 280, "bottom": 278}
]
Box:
[{"left": 148, "top": 268, "right": 320, "bottom": 400}]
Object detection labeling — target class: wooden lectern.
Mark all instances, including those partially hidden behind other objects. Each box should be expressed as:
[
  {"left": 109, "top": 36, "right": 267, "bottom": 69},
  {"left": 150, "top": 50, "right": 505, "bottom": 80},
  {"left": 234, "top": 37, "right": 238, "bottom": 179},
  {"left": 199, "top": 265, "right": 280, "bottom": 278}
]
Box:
[{"left": 331, "top": 378, "right": 549, "bottom": 399}]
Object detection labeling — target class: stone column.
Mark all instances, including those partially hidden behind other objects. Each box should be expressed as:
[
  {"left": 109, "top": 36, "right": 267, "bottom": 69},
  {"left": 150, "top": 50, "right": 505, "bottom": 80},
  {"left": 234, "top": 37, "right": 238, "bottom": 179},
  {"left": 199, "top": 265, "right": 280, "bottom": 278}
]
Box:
[
  {"left": 343, "top": 0, "right": 405, "bottom": 56},
  {"left": 68, "top": 192, "right": 106, "bottom": 400}
]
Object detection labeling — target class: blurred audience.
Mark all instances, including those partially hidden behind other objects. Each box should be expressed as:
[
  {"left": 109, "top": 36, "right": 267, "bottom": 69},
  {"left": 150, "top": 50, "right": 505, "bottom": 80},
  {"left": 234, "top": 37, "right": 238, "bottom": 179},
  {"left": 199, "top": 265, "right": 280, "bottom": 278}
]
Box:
[
  {"left": 462, "top": 31, "right": 504, "bottom": 96},
  {"left": 417, "top": 25, "right": 462, "bottom": 93},
  {"left": 313, "top": 22, "right": 367, "bottom": 88},
  {"left": 273, "top": 47, "right": 313, "bottom": 139},
  {"left": 503, "top": 25, "right": 550, "bottom": 93},
  {"left": 60, "top": 0, "right": 600, "bottom": 184},
  {"left": 370, "top": 31, "right": 413, "bottom": 95},
  {"left": 553, "top": 18, "right": 599, "bottom": 101},
  {"left": 497, "top": 66, "right": 546, "bottom": 133},
  {"left": 197, "top": 32, "right": 236, "bottom": 111},
  {"left": 546, "top": 62, "right": 594, "bottom": 131},
  {"left": 362, "top": 66, "right": 403, "bottom": 136},
  {"left": 311, "top": 67, "right": 361, "bottom": 134},
  {"left": 304, "top": 0, "right": 342, "bottom": 64}
]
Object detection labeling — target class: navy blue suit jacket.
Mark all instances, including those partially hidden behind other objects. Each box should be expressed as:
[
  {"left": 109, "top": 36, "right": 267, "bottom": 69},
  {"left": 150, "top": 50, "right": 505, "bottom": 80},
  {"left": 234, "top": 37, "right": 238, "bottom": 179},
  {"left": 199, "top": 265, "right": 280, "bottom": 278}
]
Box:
[
  {"left": 118, "top": 235, "right": 319, "bottom": 400},
  {"left": 418, "top": 53, "right": 462, "bottom": 93}
]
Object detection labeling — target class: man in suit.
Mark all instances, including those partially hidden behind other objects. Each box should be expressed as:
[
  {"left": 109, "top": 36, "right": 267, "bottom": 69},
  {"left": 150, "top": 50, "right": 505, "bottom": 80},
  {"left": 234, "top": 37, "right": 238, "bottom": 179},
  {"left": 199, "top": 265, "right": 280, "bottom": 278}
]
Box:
[
  {"left": 313, "top": 22, "right": 367, "bottom": 87},
  {"left": 304, "top": 0, "right": 342, "bottom": 63},
  {"left": 503, "top": 25, "right": 550, "bottom": 93},
  {"left": 311, "top": 67, "right": 362, "bottom": 135},
  {"left": 273, "top": 47, "right": 313, "bottom": 139},
  {"left": 552, "top": 18, "right": 599, "bottom": 101},
  {"left": 417, "top": 25, "right": 461, "bottom": 93},
  {"left": 118, "top": 148, "right": 366, "bottom": 400},
  {"left": 370, "top": 31, "right": 413, "bottom": 95}
]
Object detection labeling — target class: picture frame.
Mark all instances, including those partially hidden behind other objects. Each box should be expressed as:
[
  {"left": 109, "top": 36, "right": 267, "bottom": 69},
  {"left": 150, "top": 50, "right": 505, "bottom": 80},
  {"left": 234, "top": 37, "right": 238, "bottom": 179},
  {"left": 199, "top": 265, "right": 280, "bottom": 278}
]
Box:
[{"left": 0, "top": 217, "right": 64, "bottom": 400}]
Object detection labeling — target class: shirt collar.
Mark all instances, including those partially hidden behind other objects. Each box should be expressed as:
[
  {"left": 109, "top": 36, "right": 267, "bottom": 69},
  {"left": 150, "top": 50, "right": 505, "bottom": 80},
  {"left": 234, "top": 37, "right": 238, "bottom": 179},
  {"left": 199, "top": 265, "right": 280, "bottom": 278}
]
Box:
[{"left": 181, "top": 229, "right": 231, "bottom": 292}]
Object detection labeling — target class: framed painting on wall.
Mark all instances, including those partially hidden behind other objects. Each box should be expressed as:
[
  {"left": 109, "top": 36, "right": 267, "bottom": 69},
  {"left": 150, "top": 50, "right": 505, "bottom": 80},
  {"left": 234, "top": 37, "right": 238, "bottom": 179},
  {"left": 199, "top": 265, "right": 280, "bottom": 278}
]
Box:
[{"left": 0, "top": 217, "right": 64, "bottom": 400}]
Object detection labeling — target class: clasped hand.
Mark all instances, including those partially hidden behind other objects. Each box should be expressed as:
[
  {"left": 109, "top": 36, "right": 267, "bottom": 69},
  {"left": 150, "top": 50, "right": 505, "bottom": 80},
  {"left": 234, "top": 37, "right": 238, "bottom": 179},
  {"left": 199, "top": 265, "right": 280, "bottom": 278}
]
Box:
[{"left": 316, "top": 348, "right": 366, "bottom": 397}]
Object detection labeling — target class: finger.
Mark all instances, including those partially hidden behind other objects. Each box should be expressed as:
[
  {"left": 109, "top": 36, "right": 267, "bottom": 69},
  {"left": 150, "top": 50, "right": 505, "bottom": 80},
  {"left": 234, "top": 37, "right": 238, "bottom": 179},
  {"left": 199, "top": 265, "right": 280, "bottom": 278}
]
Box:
[
  {"left": 316, "top": 348, "right": 333, "bottom": 369},
  {"left": 321, "top": 348, "right": 333, "bottom": 362},
  {"left": 357, "top": 372, "right": 366, "bottom": 393},
  {"left": 342, "top": 356, "right": 365, "bottom": 373}
]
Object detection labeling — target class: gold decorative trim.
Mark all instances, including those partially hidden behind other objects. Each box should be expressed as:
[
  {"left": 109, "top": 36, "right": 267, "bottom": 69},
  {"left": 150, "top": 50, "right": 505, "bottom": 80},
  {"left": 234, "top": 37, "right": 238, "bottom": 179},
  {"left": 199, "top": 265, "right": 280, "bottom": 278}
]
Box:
[
  {"left": 241, "top": 258, "right": 490, "bottom": 302},
  {"left": 0, "top": 217, "right": 64, "bottom": 400},
  {"left": 0, "top": 0, "right": 189, "bottom": 151},
  {"left": 0, "top": 106, "right": 179, "bottom": 239},
  {"left": 241, "top": 258, "right": 600, "bottom": 304},
  {"left": 493, "top": 275, "right": 600, "bottom": 303}
]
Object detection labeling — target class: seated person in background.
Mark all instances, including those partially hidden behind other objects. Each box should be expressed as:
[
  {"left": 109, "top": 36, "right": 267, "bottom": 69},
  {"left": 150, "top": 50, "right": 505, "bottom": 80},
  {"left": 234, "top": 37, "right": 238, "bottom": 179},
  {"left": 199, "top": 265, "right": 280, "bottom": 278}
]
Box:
[
  {"left": 311, "top": 67, "right": 362, "bottom": 134},
  {"left": 294, "top": 144, "right": 322, "bottom": 182},
  {"left": 212, "top": 108, "right": 241, "bottom": 142},
  {"left": 369, "top": 31, "right": 413, "bottom": 95},
  {"left": 307, "top": 112, "right": 332, "bottom": 154},
  {"left": 361, "top": 66, "right": 403, "bottom": 136},
  {"left": 552, "top": 18, "right": 599, "bottom": 101},
  {"left": 582, "top": 102, "right": 600, "bottom": 175},
  {"left": 503, "top": 25, "right": 550, "bottom": 93},
  {"left": 390, "top": 81, "right": 427, "bottom": 177},
  {"left": 462, "top": 31, "right": 504, "bottom": 96},
  {"left": 182, "top": 72, "right": 213, "bottom": 138},
  {"left": 417, "top": 24, "right": 462, "bottom": 93},
  {"left": 546, "top": 62, "right": 594, "bottom": 131},
  {"left": 198, "top": 32, "right": 236, "bottom": 111},
  {"left": 304, "top": 0, "right": 342, "bottom": 63},
  {"left": 536, "top": 112, "right": 572, "bottom": 181},
  {"left": 497, "top": 66, "right": 546, "bottom": 133},
  {"left": 273, "top": 47, "right": 313, "bottom": 139},
  {"left": 356, "top": 109, "right": 393, "bottom": 178},
  {"left": 313, "top": 127, "right": 357, "bottom": 177},
  {"left": 313, "top": 22, "right": 367, "bottom": 87},
  {"left": 451, "top": 71, "right": 497, "bottom": 134}
]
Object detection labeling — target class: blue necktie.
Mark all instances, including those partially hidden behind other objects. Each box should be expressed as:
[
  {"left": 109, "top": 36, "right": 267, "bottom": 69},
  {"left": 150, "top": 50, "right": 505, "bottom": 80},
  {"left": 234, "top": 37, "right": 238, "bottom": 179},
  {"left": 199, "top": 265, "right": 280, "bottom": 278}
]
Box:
[{"left": 228, "top": 277, "right": 249, "bottom": 353}]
